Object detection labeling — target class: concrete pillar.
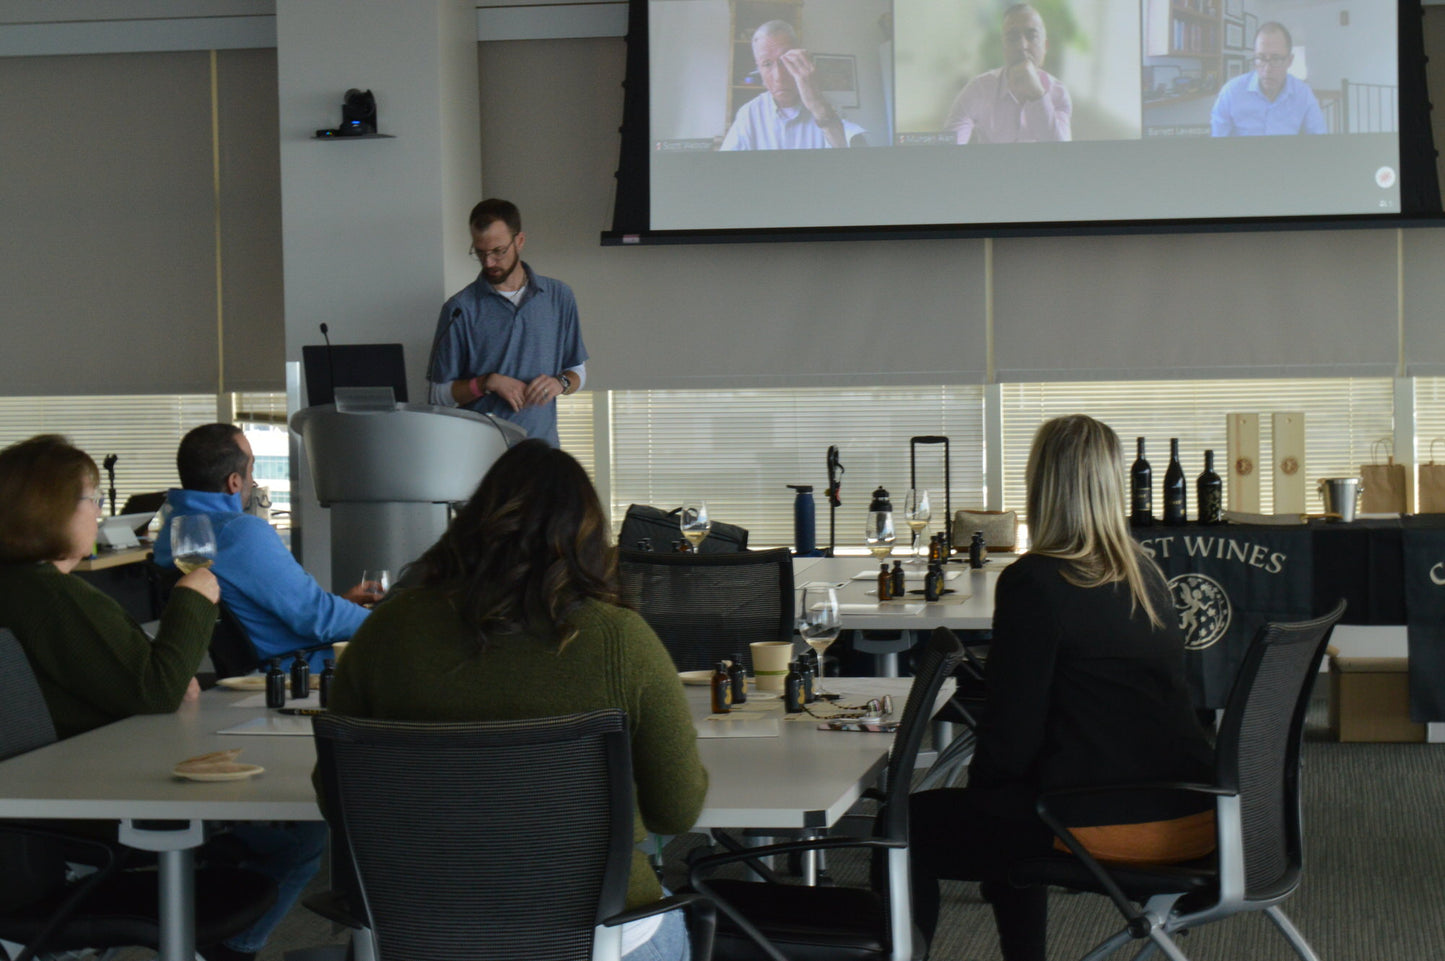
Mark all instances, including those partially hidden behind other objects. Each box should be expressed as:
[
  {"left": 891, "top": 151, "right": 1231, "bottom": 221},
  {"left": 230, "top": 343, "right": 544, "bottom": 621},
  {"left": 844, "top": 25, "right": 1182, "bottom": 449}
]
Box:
[{"left": 276, "top": 0, "right": 479, "bottom": 585}]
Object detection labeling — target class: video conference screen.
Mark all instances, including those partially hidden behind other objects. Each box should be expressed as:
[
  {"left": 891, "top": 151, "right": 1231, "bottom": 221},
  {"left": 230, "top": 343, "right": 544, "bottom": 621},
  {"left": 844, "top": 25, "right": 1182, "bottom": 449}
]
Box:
[{"left": 643, "top": 0, "right": 1402, "bottom": 232}]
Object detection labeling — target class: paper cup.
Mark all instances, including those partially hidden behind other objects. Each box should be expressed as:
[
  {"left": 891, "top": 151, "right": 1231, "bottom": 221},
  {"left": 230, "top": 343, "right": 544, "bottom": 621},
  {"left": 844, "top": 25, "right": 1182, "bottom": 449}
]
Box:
[
  {"left": 750, "top": 641, "right": 793, "bottom": 692},
  {"left": 330, "top": 641, "right": 349, "bottom": 662}
]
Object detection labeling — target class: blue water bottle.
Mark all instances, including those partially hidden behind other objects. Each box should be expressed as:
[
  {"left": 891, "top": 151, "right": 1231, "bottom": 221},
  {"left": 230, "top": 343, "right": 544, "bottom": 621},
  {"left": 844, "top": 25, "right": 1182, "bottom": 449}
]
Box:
[{"left": 787, "top": 484, "right": 821, "bottom": 557}]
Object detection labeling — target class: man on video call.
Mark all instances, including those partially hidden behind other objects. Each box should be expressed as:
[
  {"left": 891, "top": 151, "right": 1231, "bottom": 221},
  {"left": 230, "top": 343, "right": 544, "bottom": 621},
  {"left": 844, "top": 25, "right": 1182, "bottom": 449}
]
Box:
[
  {"left": 1211, "top": 22, "right": 1325, "bottom": 136},
  {"left": 426, "top": 198, "right": 588, "bottom": 447},
  {"left": 719, "top": 20, "right": 867, "bottom": 150},
  {"left": 943, "top": 3, "right": 1072, "bottom": 144}
]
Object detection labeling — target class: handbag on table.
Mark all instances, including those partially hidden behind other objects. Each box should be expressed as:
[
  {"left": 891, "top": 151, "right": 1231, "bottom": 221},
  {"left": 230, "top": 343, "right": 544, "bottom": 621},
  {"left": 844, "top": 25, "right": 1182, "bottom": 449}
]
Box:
[{"left": 618, "top": 504, "right": 749, "bottom": 553}]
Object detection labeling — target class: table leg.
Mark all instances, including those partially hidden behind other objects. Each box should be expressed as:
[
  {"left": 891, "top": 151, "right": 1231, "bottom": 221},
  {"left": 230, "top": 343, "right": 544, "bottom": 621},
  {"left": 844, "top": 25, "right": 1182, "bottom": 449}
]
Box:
[{"left": 119, "top": 819, "right": 205, "bottom": 961}]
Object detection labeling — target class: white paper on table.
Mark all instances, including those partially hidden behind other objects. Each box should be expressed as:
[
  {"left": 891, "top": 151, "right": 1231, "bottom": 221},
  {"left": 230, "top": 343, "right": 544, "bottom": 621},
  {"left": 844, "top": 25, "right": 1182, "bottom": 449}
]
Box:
[
  {"left": 217, "top": 715, "right": 315, "bottom": 736},
  {"left": 850, "top": 569, "right": 963, "bottom": 581},
  {"left": 694, "top": 717, "right": 780, "bottom": 738},
  {"left": 862, "top": 590, "right": 971, "bottom": 602},
  {"left": 840, "top": 602, "right": 925, "bottom": 615},
  {"left": 231, "top": 692, "right": 322, "bottom": 709}
]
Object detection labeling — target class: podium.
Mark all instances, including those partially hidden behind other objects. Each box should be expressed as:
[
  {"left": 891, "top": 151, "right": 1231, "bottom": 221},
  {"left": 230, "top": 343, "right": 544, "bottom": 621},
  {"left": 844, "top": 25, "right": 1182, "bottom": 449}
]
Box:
[{"left": 290, "top": 401, "right": 526, "bottom": 589}]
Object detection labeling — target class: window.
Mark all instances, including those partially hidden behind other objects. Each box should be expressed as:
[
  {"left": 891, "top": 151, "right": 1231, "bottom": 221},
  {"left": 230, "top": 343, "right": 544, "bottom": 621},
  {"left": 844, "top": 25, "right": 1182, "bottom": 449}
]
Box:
[
  {"left": 999, "top": 378, "right": 1395, "bottom": 516},
  {"left": 609, "top": 386, "right": 987, "bottom": 548},
  {"left": 0, "top": 394, "right": 217, "bottom": 507}
]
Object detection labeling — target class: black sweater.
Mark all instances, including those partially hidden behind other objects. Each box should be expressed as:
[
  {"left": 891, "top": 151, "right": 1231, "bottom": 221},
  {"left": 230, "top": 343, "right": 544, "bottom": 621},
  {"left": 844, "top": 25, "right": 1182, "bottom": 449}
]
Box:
[{"left": 968, "top": 552, "right": 1215, "bottom": 825}]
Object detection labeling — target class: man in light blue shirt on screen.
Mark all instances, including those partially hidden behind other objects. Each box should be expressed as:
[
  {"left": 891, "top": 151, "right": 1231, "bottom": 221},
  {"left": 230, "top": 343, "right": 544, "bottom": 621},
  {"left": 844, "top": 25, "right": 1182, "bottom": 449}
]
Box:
[
  {"left": 719, "top": 20, "right": 867, "bottom": 150},
  {"left": 1211, "top": 22, "right": 1326, "bottom": 136}
]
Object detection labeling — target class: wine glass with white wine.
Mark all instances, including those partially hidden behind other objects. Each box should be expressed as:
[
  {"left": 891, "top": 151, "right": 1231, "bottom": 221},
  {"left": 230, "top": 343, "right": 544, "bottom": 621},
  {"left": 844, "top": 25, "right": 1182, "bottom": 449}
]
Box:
[
  {"left": 798, "top": 584, "right": 842, "bottom": 699},
  {"left": 864, "top": 510, "right": 896, "bottom": 561},
  {"left": 904, "top": 489, "right": 931, "bottom": 565},
  {"left": 680, "top": 501, "right": 711, "bottom": 553},
  {"left": 170, "top": 514, "right": 217, "bottom": 574}
]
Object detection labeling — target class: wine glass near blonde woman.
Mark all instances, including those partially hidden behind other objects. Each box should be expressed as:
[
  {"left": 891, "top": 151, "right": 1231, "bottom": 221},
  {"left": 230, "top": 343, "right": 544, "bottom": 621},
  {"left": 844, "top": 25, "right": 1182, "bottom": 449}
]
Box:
[{"left": 679, "top": 501, "right": 711, "bottom": 552}]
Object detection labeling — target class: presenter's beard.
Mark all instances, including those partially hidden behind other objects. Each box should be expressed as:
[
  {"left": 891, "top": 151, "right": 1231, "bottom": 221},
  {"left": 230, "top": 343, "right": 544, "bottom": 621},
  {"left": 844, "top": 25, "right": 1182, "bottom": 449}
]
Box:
[{"left": 484, "top": 256, "right": 520, "bottom": 286}]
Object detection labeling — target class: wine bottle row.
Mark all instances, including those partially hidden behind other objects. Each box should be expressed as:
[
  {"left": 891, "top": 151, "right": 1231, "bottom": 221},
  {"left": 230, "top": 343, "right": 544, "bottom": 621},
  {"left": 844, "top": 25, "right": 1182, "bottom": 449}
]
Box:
[{"left": 1130, "top": 437, "right": 1223, "bottom": 527}]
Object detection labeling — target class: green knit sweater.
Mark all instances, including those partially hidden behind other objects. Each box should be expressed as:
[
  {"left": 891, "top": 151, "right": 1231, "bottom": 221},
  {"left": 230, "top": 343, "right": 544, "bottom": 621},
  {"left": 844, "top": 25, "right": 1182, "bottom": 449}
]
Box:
[
  {"left": 325, "top": 590, "right": 709, "bottom": 909},
  {"left": 0, "top": 562, "right": 216, "bottom": 739}
]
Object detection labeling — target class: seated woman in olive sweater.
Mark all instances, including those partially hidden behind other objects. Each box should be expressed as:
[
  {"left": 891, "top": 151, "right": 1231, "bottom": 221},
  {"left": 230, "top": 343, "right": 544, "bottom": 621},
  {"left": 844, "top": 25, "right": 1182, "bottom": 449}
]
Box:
[
  {"left": 0, "top": 434, "right": 326, "bottom": 961},
  {"left": 0, "top": 434, "right": 219, "bottom": 738},
  {"left": 325, "top": 439, "right": 708, "bottom": 961}
]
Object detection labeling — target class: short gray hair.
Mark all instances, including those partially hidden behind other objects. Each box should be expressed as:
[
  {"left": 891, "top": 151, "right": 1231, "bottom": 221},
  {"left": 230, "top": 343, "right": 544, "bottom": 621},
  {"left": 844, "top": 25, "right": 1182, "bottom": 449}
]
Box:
[{"left": 752, "top": 20, "right": 799, "bottom": 47}]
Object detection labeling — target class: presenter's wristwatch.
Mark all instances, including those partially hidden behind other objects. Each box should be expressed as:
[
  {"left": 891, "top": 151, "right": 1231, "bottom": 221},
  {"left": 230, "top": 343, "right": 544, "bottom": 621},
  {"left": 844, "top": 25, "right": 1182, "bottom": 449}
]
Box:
[{"left": 556, "top": 371, "right": 573, "bottom": 395}]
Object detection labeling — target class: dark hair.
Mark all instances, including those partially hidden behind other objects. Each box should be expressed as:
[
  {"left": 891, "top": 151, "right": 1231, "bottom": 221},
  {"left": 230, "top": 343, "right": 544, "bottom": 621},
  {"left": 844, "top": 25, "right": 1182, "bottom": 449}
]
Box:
[
  {"left": 415, "top": 439, "right": 616, "bottom": 652},
  {"left": 1256, "top": 21, "right": 1292, "bottom": 50},
  {"left": 177, "top": 423, "right": 247, "bottom": 492},
  {"left": 0, "top": 435, "right": 100, "bottom": 564},
  {"left": 468, "top": 198, "right": 522, "bottom": 236}
]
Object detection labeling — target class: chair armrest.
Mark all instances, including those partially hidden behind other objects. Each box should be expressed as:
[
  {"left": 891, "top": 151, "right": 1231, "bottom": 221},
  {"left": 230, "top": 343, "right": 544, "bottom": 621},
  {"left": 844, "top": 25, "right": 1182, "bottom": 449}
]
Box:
[
  {"left": 688, "top": 834, "right": 905, "bottom": 884},
  {"left": 602, "top": 891, "right": 708, "bottom": 927},
  {"left": 602, "top": 892, "right": 717, "bottom": 961}
]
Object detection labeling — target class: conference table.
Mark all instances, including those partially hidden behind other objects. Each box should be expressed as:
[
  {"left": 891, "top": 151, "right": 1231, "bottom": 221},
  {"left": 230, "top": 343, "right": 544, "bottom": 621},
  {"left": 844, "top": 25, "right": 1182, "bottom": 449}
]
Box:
[
  {"left": 792, "top": 554, "right": 1014, "bottom": 673},
  {"left": 0, "top": 676, "right": 936, "bottom": 961}
]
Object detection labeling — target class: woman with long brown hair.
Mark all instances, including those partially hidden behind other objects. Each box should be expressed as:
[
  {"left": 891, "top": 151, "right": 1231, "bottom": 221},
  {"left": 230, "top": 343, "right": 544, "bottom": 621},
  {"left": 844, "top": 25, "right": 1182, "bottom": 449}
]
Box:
[
  {"left": 325, "top": 439, "right": 707, "bottom": 961},
  {"left": 909, "top": 415, "right": 1215, "bottom": 961}
]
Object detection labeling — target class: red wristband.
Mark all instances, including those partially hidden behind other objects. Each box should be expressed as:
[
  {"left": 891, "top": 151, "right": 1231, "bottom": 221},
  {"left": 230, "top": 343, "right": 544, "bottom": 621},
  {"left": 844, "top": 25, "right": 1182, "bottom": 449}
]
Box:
[{"left": 469, "top": 376, "right": 486, "bottom": 399}]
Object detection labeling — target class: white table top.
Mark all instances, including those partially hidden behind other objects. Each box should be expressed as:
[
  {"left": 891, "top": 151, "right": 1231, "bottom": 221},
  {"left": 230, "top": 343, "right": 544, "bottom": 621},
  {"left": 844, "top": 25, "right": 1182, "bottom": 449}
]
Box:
[
  {"left": 0, "top": 677, "right": 943, "bottom": 832},
  {"left": 792, "top": 555, "right": 1016, "bottom": 631}
]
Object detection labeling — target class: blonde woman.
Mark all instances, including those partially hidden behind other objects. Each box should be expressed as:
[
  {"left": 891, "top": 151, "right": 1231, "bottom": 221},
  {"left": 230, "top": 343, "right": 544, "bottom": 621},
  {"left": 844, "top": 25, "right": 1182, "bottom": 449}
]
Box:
[{"left": 910, "top": 415, "right": 1215, "bottom": 961}]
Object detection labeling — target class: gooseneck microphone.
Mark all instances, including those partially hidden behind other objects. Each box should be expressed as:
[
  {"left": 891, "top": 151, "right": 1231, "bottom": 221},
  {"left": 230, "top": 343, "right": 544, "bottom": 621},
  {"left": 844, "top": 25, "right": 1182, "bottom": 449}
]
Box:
[
  {"left": 102, "top": 454, "right": 119, "bottom": 516},
  {"left": 319, "top": 323, "right": 336, "bottom": 405}
]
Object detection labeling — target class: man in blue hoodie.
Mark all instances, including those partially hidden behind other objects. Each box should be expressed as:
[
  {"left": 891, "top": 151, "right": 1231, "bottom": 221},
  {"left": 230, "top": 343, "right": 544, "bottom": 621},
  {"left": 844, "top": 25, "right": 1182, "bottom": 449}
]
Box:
[{"left": 154, "top": 423, "right": 371, "bottom": 670}]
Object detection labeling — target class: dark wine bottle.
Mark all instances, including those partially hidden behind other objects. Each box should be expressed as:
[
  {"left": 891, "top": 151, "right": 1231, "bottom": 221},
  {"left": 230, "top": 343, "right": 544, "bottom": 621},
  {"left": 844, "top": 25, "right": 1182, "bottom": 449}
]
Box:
[
  {"left": 1163, "top": 438, "right": 1186, "bottom": 526},
  {"left": 1130, "top": 437, "right": 1153, "bottom": 526},
  {"left": 1197, "top": 449, "right": 1223, "bottom": 525}
]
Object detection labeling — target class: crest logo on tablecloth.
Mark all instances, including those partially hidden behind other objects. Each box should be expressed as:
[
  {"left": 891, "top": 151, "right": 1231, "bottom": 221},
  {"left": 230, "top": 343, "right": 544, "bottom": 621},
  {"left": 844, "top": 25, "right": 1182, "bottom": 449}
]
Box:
[{"left": 1170, "top": 573, "right": 1232, "bottom": 651}]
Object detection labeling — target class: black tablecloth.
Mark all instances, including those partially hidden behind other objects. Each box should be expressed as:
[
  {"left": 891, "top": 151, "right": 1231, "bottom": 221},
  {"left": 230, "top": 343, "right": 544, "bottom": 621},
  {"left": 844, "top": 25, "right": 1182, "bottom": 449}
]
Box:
[{"left": 1134, "top": 518, "right": 1437, "bottom": 710}]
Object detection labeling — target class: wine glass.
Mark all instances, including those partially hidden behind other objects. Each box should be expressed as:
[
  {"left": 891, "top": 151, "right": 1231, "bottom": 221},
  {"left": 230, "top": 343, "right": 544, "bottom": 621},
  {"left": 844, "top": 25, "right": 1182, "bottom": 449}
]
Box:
[
  {"left": 680, "top": 501, "right": 711, "bottom": 553},
  {"left": 904, "top": 489, "right": 931, "bottom": 565},
  {"left": 170, "top": 515, "right": 217, "bottom": 574},
  {"left": 798, "top": 584, "right": 842, "bottom": 698},
  {"left": 361, "top": 568, "right": 392, "bottom": 606},
  {"left": 864, "top": 510, "right": 896, "bottom": 561}
]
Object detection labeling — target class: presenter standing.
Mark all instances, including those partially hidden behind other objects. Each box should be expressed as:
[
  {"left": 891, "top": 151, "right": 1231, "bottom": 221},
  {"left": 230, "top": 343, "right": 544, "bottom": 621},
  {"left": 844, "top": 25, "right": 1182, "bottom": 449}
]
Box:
[{"left": 426, "top": 199, "right": 588, "bottom": 447}]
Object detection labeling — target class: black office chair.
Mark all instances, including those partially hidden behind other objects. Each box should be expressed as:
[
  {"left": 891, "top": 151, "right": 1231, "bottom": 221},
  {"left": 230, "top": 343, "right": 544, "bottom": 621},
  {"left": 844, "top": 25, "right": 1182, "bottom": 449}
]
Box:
[
  {"left": 1009, "top": 600, "right": 1347, "bottom": 961},
  {"left": 0, "top": 628, "right": 277, "bottom": 961},
  {"left": 618, "top": 548, "right": 794, "bottom": 673},
  {"left": 688, "top": 627, "right": 967, "bottom": 961},
  {"left": 209, "top": 601, "right": 267, "bottom": 678},
  {"left": 312, "top": 708, "right": 709, "bottom": 961}
]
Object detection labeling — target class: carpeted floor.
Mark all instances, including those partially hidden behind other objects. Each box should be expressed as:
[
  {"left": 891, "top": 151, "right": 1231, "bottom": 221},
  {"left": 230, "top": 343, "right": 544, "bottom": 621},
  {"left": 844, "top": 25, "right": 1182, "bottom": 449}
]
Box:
[{"left": 112, "top": 692, "right": 1445, "bottom": 961}]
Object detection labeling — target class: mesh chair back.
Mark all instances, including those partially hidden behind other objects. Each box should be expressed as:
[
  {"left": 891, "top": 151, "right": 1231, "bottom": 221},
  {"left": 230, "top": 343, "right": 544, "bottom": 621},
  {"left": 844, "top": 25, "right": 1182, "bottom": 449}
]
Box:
[
  {"left": 0, "top": 628, "right": 58, "bottom": 760},
  {"left": 313, "top": 710, "right": 635, "bottom": 961},
  {"left": 617, "top": 548, "right": 794, "bottom": 672},
  {"left": 877, "top": 627, "right": 965, "bottom": 841},
  {"left": 1214, "top": 600, "right": 1344, "bottom": 902}
]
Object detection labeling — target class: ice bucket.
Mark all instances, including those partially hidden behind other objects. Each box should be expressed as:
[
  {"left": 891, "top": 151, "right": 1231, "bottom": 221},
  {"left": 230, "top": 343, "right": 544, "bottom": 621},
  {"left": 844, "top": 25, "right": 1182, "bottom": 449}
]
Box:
[{"left": 1318, "top": 477, "right": 1363, "bottom": 522}]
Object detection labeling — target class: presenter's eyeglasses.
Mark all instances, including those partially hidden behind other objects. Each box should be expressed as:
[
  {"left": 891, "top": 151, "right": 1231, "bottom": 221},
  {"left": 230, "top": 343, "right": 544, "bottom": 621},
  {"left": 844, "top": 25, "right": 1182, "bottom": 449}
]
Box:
[
  {"left": 81, "top": 492, "right": 105, "bottom": 510},
  {"left": 1252, "top": 54, "right": 1290, "bottom": 66},
  {"left": 470, "top": 237, "right": 517, "bottom": 263}
]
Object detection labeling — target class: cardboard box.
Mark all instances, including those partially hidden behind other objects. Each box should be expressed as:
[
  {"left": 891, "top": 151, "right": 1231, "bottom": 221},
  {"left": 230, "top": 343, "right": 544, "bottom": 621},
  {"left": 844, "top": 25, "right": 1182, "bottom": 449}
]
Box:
[{"left": 1328, "top": 655, "right": 1426, "bottom": 743}]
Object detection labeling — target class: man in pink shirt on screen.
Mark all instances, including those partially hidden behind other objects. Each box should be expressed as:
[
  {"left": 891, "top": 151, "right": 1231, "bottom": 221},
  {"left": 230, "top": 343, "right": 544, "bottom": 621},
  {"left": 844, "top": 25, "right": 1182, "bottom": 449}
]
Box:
[{"left": 943, "top": 3, "right": 1072, "bottom": 144}]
